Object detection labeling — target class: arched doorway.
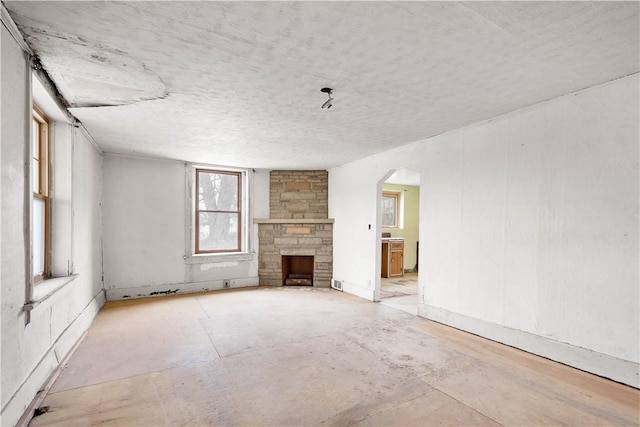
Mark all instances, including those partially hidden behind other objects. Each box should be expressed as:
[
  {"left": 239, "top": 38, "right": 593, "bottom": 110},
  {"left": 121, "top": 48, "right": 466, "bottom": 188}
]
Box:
[{"left": 374, "top": 168, "right": 421, "bottom": 315}]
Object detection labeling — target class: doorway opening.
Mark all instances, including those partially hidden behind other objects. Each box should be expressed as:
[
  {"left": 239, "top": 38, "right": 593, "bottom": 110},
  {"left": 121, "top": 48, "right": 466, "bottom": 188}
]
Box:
[{"left": 375, "top": 168, "right": 421, "bottom": 315}]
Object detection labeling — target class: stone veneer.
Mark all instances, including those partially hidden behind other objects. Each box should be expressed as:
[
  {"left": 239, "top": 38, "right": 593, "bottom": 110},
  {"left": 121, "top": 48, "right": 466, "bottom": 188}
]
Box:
[
  {"left": 256, "top": 171, "right": 333, "bottom": 287},
  {"left": 269, "top": 170, "right": 328, "bottom": 219}
]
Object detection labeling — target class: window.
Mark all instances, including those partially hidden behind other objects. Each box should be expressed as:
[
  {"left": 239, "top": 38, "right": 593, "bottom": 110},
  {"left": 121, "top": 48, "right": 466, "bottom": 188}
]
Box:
[
  {"left": 382, "top": 191, "right": 399, "bottom": 228},
  {"left": 195, "top": 169, "right": 242, "bottom": 253},
  {"left": 32, "top": 104, "right": 49, "bottom": 282}
]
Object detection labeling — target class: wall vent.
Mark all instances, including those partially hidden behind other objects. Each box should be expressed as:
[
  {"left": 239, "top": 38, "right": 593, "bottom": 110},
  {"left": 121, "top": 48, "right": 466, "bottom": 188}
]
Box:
[{"left": 331, "top": 279, "right": 343, "bottom": 291}]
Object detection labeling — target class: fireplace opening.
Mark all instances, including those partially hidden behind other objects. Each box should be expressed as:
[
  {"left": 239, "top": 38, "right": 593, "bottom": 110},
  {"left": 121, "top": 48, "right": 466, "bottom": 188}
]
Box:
[{"left": 282, "top": 255, "right": 314, "bottom": 286}]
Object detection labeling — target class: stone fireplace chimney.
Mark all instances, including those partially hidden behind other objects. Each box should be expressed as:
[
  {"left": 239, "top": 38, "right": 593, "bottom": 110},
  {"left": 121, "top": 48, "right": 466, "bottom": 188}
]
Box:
[{"left": 255, "top": 171, "right": 333, "bottom": 287}]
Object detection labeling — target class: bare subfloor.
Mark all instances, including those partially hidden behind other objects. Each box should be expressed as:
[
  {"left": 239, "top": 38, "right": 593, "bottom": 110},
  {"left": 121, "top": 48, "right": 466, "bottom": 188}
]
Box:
[
  {"left": 31, "top": 287, "right": 638, "bottom": 426},
  {"left": 380, "top": 272, "right": 418, "bottom": 315}
]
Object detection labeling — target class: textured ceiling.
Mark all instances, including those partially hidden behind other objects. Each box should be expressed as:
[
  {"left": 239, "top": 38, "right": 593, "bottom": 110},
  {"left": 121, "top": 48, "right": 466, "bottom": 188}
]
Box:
[{"left": 6, "top": 1, "right": 639, "bottom": 169}]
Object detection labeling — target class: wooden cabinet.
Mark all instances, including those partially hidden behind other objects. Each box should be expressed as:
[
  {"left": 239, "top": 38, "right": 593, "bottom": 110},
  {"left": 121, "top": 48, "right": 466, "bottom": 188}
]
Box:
[{"left": 381, "top": 238, "right": 404, "bottom": 278}]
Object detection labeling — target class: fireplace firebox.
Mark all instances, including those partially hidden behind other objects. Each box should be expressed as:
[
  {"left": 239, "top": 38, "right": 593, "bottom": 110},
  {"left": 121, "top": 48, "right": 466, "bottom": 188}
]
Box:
[{"left": 282, "top": 255, "right": 314, "bottom": 286}]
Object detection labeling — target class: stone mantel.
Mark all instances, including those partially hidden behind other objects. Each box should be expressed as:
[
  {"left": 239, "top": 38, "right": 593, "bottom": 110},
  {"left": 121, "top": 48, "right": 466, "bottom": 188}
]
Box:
[{"left": 254, "top": 218, "right": 334, "bottom": 224}]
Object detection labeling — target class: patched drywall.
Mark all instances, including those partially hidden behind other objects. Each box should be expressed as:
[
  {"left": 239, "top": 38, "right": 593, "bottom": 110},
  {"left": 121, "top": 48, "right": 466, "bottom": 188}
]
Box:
[
  {"left": 1, "top": 26, "right": 105, "bottom": 425},
  {"left": 329, "top": 75, "right": 640, "bottom": 386},
  {"left": 101, "top": 155, "right": 269, "bottom": 299}
]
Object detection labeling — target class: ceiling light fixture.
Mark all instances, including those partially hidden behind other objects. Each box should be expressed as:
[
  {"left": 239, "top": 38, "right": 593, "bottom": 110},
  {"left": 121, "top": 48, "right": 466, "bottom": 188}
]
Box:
[{"left": 321, "top": 87, "right": 333, "bottom": 109}]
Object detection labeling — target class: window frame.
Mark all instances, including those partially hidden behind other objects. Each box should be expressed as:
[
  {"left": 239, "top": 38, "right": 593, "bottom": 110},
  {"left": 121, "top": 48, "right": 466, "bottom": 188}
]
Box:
[
  {"left": 195, "top": 168, "right": 242, "bottom": 254},
  {"left": 186, "top": 164, "right": 252, "bottom": 263},
  {"left": 24, "top": 72, "right": 88, "bottom": 319},
  {"left": 32, "top": 104, "right": 50, "bottom": 283},
  {"left": 381, "top": 191, "right": 400, "bottom": 228}
]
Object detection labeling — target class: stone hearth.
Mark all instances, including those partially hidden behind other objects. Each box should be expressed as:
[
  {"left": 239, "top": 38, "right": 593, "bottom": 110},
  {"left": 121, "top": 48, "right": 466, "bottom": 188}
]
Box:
[{"left": 256, "top": 171, "right": 333, "bottom": 287}]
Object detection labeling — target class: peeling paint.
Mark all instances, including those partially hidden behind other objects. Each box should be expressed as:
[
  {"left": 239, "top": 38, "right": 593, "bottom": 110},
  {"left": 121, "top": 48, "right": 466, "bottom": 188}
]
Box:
[
  {"left": 90, "top": 54, "right": 107, "bottom": 63},
  {"left": 149, "top": 289, "right": 180, "bottom": 296},
  {"left": 15, "top": 18, "right": 168, "bottom": 109},
  {"left": 72, "top": 91, "right": 170, "bottom": 109},
  {"left": 200, "top": 261, "right": 238, "bottom": 271}
]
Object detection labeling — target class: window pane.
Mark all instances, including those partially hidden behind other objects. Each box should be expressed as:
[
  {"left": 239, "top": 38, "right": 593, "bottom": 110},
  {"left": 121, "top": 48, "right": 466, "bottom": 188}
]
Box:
[
  {"left": 32, "top": 119, "right": 39, "bottom": 160},
  {"left": 382, "top": 195, "right": 397, "bottom": 227},
  {"left": 32, "top": 158, "right": 40, "bottom": 193},
  {"left": 198, "top": 171, "right": 238, "bottom": 211},
  {"left": 199, "top": 212, "right": 239, "bottom": 251},
  {"left": 33, "top": 197, "right": 45, "bottom": 276}
]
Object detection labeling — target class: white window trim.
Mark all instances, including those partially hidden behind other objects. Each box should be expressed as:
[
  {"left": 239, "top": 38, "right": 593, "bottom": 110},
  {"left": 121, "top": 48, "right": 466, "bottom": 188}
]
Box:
[
  {"left": 398, "top": 190, "right": 405, "bottom": 229},
  {"left": 25, "top": 274, "right": 79, "bottom": 312},
  {"left": 382, "top": 191, "right": 402, "bottom": 229},
  {"left": 24, "top": 74, "right": 79, "bottom": 317},
  {"left": 184, "top": 163, "right": 254, "bottom": 264}
]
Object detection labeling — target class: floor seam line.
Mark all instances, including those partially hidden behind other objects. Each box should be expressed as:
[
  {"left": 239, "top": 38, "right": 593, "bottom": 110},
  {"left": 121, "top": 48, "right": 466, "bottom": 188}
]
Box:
[
  {"left": 199, "top": 319, "right": 223, "bottom": 358},
  {"left": 150, "top": 376, "right": 171, "bottom": 424},
  {"left": 44, "top": 365, "right": 185, "bottom": 396},
  {"left": 194, "top": 297, "right": 223, "bottom": 358},
  {"left": 427, "top": 381, "right": 506, "bottom": 426},
  {"left": 194, "top": 294, "right": 212, "bottom": 319},
  {"left": 342, "top": 389, "right": 433, "bottom": 427},
  {"left": 215, "top": 331, "right": 334, "bottom": 359}
]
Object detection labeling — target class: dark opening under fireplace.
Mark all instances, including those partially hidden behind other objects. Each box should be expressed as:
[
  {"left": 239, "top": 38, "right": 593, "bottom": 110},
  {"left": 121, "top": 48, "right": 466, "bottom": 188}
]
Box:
[{"left": 282, "top": 255, "right": 314, "bottom": 286}]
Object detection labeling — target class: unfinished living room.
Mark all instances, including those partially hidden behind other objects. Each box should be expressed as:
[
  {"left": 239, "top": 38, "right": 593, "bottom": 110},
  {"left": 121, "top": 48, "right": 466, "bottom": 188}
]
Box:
[{"left": 1, "top": 2, "right": 639, "bottom": 426}]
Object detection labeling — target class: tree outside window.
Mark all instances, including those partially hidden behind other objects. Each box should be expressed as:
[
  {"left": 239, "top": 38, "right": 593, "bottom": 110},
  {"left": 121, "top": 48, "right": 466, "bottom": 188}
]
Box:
[
  {"left": 196, "top": 169, "right": 241, "bottom": 253},
  {"left": 382, "top": 192, "right": 399, "bottom": 228}
]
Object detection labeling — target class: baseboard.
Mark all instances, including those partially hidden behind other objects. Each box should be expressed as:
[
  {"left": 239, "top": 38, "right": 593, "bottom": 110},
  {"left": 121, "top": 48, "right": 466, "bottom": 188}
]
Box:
[
  {"left": 14, "top": 328, "right": 89, "bottom": 427},
  {"left": 419, "top": 303, "right": 639, "bottom": 388},
  {"left": 106, "top": 276, "right": 259, "bottom": 301},
  {"left": 2, "top": 290, "right": 106, "bottom": 427},
  {"left": 342, "top": 280, "right": 375, "bottom": 301}
]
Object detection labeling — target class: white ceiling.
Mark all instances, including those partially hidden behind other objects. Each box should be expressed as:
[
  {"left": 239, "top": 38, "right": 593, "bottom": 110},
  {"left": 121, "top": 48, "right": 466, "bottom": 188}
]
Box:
[
  {"left": 6, "top": 1, "right": 639, "bottom": 169},
  {"left": 386, "top": 169, "right": 421, "bottom": 187}
]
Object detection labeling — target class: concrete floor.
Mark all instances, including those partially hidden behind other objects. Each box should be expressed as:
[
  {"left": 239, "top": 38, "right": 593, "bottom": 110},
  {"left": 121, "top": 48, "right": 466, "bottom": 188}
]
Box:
[{"left": 30, "top": 287, "right": 639, "bottom": 426}]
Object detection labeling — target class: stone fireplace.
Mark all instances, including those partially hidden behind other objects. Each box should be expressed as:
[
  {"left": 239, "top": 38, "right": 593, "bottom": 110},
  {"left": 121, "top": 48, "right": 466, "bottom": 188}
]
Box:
[{"left": 255, "top": 171, "right": 333, "bottom": 287}]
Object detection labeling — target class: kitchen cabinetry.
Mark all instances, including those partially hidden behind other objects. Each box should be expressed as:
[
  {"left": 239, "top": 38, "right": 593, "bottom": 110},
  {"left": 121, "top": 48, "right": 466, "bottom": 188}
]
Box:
[{"left": 381, "top": 238, "right": 404, "bottom": 278}]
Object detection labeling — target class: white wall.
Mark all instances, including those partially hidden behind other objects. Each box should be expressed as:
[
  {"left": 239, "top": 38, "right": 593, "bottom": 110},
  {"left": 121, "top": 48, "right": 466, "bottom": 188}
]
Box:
[
  {"left": 0, "top": 25, "right": 28, "bottom": 426},
  {"left": 1, "top": 26, "right": 105, "bottom": 426},
  {"left": 101, "top": 155, "right": 269, "bottom": 300},
  {"left": 329, "top": 75, "right": 639, "bottom": 387}
]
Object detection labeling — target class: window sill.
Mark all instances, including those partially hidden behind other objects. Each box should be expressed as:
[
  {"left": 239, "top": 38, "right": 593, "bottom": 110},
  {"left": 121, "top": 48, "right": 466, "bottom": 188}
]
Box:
[
  {"left": 184, "top": 252, "right": 254, "bottom": 265},
  {"left": 24, "top": 274, "right": 79, "bottom": 312}
]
